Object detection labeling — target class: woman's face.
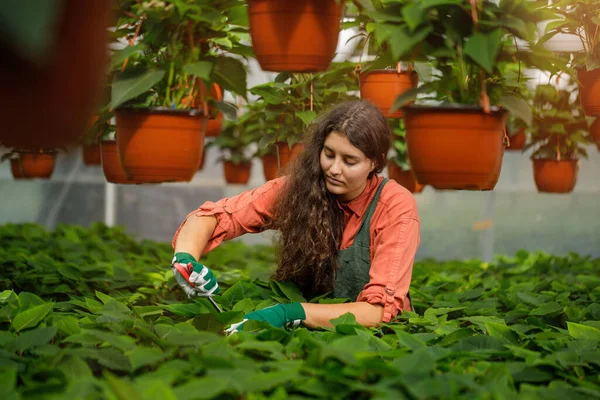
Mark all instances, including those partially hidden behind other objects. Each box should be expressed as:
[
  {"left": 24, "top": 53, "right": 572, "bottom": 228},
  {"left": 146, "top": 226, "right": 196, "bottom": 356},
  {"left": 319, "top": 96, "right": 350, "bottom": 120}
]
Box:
[{"left": 320, "top": 131, "right": 375, "bottom": 202}]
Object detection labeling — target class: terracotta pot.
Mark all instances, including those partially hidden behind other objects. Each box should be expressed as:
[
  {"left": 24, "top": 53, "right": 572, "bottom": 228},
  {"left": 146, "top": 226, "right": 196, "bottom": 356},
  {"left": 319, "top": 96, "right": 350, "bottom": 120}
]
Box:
[
  {"left": 100, "top": 140, "right": 135, "bottom": 184},
  {"left": 205, "top": 113, "right": 224, "bottom": 138},
  {"left": 0, "top": 0, "right": 113, "bottom": 149},
  {"left": 404, "top": 105, "right": 507, "bottom": 190},
  {"left": 115, "top": 108, "right": 205, "bottom": 183},
  {"left": 590, "top": 118, "right": 600, "bottom": 151},
  {"left": 10, "top": 159, "right": 25, "bottom": 179},
  {"left": 387, "top": 162, "right": 424, "bottom": 193},
  {"left": 82, "top": 144, "right": 101, "bottom": 165},
  {"left": 224, "top": 161, "right": 252, "bottom": 184},
  {"left": 506, "top": 127, "right": 526, "bottom": 151},
  {"left": 261, "top": 142, "right": 304, "bottom": 181},
  {"left": 360, "top": 70, "right": 419, "bottom": 118},
  {"left": 533, "top": 159, "right": 578, "bottom": 193},
  {"left": 576, "top": 66, "right": 600, "bottom": 116},
  {"left": 248, "top": 0, "right": 343, "bottom": 72},
  {"left": 10, "top": 153, "right": 56, "bottom": 179}
]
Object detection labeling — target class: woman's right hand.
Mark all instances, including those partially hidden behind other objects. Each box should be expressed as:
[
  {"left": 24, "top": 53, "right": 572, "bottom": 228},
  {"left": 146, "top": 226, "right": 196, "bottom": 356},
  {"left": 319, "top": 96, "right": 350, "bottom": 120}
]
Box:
[{"left": 171, "top": 252, "right": 219, "bottom": 297}]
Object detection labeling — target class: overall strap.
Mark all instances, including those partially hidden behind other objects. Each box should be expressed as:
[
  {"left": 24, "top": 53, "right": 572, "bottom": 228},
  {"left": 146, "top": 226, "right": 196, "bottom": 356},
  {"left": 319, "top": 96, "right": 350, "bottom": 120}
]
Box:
[{"left": 353, "top": 178, "right": 389, "bottom": 246}]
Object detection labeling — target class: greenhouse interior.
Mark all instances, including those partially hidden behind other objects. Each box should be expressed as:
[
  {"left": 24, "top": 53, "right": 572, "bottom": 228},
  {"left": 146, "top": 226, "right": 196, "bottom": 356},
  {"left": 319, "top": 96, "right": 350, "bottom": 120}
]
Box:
[{"left": 1, "top": 1, "right": 599, "bottom": 399}]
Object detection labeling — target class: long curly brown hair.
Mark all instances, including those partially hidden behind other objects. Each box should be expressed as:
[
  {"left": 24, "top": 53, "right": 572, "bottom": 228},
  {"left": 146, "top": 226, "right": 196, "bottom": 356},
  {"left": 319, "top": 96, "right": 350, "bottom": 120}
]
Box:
[{"left": 267, "top": 100, "right": 392, "bottom": 299}]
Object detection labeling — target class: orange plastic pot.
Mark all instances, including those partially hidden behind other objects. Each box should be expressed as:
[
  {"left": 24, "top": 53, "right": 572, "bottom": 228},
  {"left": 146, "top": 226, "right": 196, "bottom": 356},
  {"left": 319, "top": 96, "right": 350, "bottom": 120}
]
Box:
[
  {"left": 387, "top": 162, "right": 424, "bottom": 193},
  {"left": 360, "top": 70, "right": 419, "bottom": 118},
  {"left": 198, "top": 147, "right": 207, "bottom": 171},
  {"left": 533, "top": 159, "right": 578, "bottom": 193},
  {"left": 83, "top": 144, "right": 101, "bottom": 165},
  {"left": 224, "top": 161, "right": 252, "bottom": 184},
  {"left": 590, "top": 118, "right": 600, "bottom": 151},
  {"left": 10, "top": 153, "right": 56, "bottom": 179},
  {"left": 100, "top": 140, "right": 135, "bottom": 184},
  {"left": 0, "top": 0, "right": 113, "bottom": 150},
  {"left": 404, "top": 105, "right": 507, "bottom": 190},
  {"left": 576, "top": 66, "right": 600, "bottom": 116},
  {"left": 248, "top": 0, "right": 343, "bottom": 72},
  {"left": 506, "top": 127, "right": 526, "bottom": 151},
  {"left": 261, "top": 142, "right": 304, "bottom": 181},
  {"left": 205, "top": 113, "right": 224, "bottom": 138},
  {"left": 115, "top": 108, "right": 205, "bottom": 183}
]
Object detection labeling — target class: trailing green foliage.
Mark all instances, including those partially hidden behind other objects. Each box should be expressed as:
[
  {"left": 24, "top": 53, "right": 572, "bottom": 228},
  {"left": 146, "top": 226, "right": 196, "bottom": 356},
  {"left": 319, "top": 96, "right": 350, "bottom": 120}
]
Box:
[{"left": 0, "top": 223, "right": 599, "bottom": 399}]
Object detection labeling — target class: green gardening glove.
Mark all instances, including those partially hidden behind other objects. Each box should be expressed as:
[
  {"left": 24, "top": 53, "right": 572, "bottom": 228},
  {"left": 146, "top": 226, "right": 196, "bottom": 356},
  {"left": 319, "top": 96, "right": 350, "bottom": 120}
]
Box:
[
  {"left": 225, "top": 302, "right": 306, "bottom": 335},
  {"left": 171, "top": 252, "right": 220, "bottom": 297}
]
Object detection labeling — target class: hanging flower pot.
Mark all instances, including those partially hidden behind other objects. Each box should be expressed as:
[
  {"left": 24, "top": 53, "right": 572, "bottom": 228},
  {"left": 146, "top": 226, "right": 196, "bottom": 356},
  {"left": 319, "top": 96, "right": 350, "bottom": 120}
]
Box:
[
  {"left": 590, "top": 118, "right": 600, "bottom": 151},
  {"left": 387, "top": 162, "right": 423, "bottom": 193},
  {"left": 261, "top": 142, "right": 304, "bottom": 181},
  {"left": 198, "top": 147, "right": 207, "bottom": 171},
  {"left": 576, "top": 66, "right": 600, "bottom": 116},
  {"left": 100, "top": 140, "right": 135, "bottom": 184},
  {"left": 248, "top": 0, "right": 343, "bottom": 72},
  {"left": 404, "top": 105, "right": 507, "bottom": 190},
  {"left": 506, "top": 127, "right": 526, "bottom": 151},
  {"left": 82, "top": 144, "right": 101, "bottom": 165},
  {"left": 205, "top": 113, "right": 224, "bottom": 138},
  {"left": 0, "top": 0, "right": 113, "bottom": 150},
  {"left": 115, "top": 108, "right": 205, "bottom": 183},
  {"left": 532, "top": 159, "right": 578, "bottom": 193},
  {"left": 10, "top": 152, "right": 56, "bottom": 179},
  {"left": 224, "top": 161, "right": 252, "bottom": 184},
  {"left": 360, "top": 70, "right": 418, "bottom": 118}
]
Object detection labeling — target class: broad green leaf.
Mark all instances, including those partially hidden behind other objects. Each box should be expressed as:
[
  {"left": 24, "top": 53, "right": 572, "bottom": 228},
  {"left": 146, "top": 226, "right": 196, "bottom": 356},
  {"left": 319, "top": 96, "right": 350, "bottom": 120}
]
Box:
[
  {"left": 128, "top": 346, "right": 168, "bottom": 372},
  {"left": 464, "top": 30, "right": 503, "bottom": 74},
  {"left": 14, "top": 327, "right": 57, "bottom": 352},
  {"left": 394, "top": 329, "right": 427, "bottom": 351},
  {"left": 12, "top": 302, "right": 53, "bottom": 332},
  {"left": 500, "top": 95, "right": 532, "bottom": 126},
  {"left": 295, "top": 111, "right": 317, "bottom": 127},
  {"left": 173, "top": 376, "right": 232, "bottom": 400},
  {"left": 530, "top": 302, "right": 563, "bottom": 316},
  {"left": 165, "top": 303, "right": 209, "bottom": 317},
  {"left": 213, "top": 57, "right": 247, "bottom": 99},
  {"left": 104, "top": 372, "right": 142, "bottom": 400},
  {"left": 402, "top": 3, "right": 424, "bottom": 31},
  {"left": 110, "top": 69, "right": 166, "bottom": 109},
  {"left": 452, "top": 335, "right": 507, "bottom": 353},
  {"left": 567, "top": 322, "right": 600, "bottom": 341},
  {"left": 55, "top": 316, "right": 81, "bottom": 336},
  {"left": 182, "top": 61, "right": 214, "bottom": 81},
  {"left": 485, "top": 321, "right": 518, "bottom": 344},
  {"left": 17, "top": 292, "right": 45, "bottom": 309},
  {"left": 110, "top": 43, "right": 146, "bottom": 68},
  {"left": 235, "top": 341, "right": 286, "bottom": 361}
]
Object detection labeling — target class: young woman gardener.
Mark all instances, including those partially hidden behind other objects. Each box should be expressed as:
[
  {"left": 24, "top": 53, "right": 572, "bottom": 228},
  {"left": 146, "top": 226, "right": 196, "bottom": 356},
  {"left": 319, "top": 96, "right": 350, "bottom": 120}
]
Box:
[{"left": 171, "top": 100, "right": 420, "bottom": 332}]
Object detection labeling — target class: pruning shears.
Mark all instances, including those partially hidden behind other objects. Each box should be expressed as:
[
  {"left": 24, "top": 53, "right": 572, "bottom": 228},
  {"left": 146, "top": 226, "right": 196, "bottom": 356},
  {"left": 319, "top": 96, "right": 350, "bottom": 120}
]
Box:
[{"left": 172, "top": 262, "right": 223, "bottom": 313}]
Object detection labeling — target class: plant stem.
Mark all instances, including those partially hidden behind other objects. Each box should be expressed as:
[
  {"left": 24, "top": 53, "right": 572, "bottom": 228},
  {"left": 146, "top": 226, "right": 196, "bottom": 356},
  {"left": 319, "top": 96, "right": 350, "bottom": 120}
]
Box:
[{"left": 166, "top": 60, "right": 175, "bottom": 107}]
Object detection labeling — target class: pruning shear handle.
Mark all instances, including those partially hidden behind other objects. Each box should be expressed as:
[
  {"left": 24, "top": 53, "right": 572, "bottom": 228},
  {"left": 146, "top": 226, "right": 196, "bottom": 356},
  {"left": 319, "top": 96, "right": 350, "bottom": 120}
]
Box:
[{"left": 173, "top": 262, "right": 223, "bottom": 313}]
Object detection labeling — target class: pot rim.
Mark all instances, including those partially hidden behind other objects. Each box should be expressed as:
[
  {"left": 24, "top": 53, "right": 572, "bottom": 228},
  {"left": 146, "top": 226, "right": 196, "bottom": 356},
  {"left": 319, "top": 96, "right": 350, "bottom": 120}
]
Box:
[
  {"left": 531, "top": 158, "right": 579, "bottom": 163},
  {"left": 403, "top": 103, "right": 505, "bottom": 114},
  {"left": 115, "top": 107, "right": 205, "bottom": 117},
  {"left": 361, "top": 69, "right": 418, "bottom": 76}
]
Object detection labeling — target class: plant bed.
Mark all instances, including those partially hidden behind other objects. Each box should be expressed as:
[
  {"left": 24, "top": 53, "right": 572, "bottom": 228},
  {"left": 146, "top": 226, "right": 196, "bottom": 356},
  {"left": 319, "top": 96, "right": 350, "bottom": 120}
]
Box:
[{"left": 0, "top": 223, "right": 599, "bottom": 398}]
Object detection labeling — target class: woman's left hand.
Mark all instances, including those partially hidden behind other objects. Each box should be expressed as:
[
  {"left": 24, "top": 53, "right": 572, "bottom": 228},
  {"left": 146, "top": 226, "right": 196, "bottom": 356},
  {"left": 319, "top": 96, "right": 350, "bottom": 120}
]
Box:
[{"left": 225, "top": 302, "right": 306, "bottom": 334}]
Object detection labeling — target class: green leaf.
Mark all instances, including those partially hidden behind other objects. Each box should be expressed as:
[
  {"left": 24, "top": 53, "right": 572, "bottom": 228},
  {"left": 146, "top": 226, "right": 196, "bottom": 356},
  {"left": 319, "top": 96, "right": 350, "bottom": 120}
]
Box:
[
  {"left": 402, "top": 3, "right": 424, "bottom": 31},
  {"left": 530, "top": 302, "right": 563, "bottom": 316},
  {"left": 270, "top": 280, "right": 306, "bottom": 303},
  {"left": 104, "top": 371, "right": 142, "bottom": 400},
  {"left": 165, "top": 303, "right": 209, "bottom": 317},
  {"left": 12, "top": 302, "right": 53, "bottom": 332},
  {"left": 500, "top": 95, "right": 532, "bottom": 126},
  {"left": 182, "top": 61, "right": 214, "bottom": 81},
  {"left": 295, "top": 111, "right": 317, "bottom": 127},
  {"left": 128, "top": 346, "right": 167, "bottom": 372},
  {"left": 567, "top": 322, "right": 600, "bottom": 340},
  {"left": 464, "top": 30, "right": 503, "bottom": 74},
  {"left": 110, "top": 69, "right": 166, "bottom": 109},
  {"left": 55, "top": 316, "right": 81, "bottom": 336},
  {"left": 213, "top": 57, "right": 247, "bottom": 99},
  {"left": 173, "top": 377, "right": 232, "bottom": 400},
  {"left": 110, "top": 44, "right": 146, "bottom": 68},
  {"left": 485, "top": 321, "right": 518, "bottom": 344},
  {"left": 14, "top": 327, "right": 57, "bottom": 352},
  {"left": 394, "top": 329, "right": 427, "bottom": 351}
]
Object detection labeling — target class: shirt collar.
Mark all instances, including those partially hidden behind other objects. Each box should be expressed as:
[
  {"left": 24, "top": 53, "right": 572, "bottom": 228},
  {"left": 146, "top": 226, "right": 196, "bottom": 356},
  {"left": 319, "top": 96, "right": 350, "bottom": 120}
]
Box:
[{"left": 336, "top": 175, "right": 381, "bottom": 218}]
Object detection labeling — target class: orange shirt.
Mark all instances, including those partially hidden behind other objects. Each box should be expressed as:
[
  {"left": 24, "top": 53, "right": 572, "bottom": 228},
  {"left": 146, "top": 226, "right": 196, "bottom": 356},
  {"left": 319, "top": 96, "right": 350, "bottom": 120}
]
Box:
[{"left": 172, "top": 175, "right": 420, "bottom": 322}]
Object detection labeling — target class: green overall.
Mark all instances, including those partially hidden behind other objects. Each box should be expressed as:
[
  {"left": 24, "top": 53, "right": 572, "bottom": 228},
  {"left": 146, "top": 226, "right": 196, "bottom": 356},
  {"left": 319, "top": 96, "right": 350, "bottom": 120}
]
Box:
[{"left": 334, "top": 178, "right": 388, "bottom": 300}]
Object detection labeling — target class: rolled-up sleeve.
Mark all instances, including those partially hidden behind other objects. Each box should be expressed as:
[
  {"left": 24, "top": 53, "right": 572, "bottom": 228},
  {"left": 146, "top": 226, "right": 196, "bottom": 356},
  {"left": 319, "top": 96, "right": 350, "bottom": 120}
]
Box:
[
  {"left": 357, "top": 199, "right": 420, "bottom": 322},
  {"left": 172, "top": 177, "right": 286, "bottom": 254}
]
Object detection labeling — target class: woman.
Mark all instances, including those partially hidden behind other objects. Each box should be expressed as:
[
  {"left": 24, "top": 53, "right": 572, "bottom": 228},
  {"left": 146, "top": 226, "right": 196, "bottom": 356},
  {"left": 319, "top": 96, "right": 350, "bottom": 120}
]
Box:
[{"left": 171, "top": 100, "right": 420, "bottom": 332}]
